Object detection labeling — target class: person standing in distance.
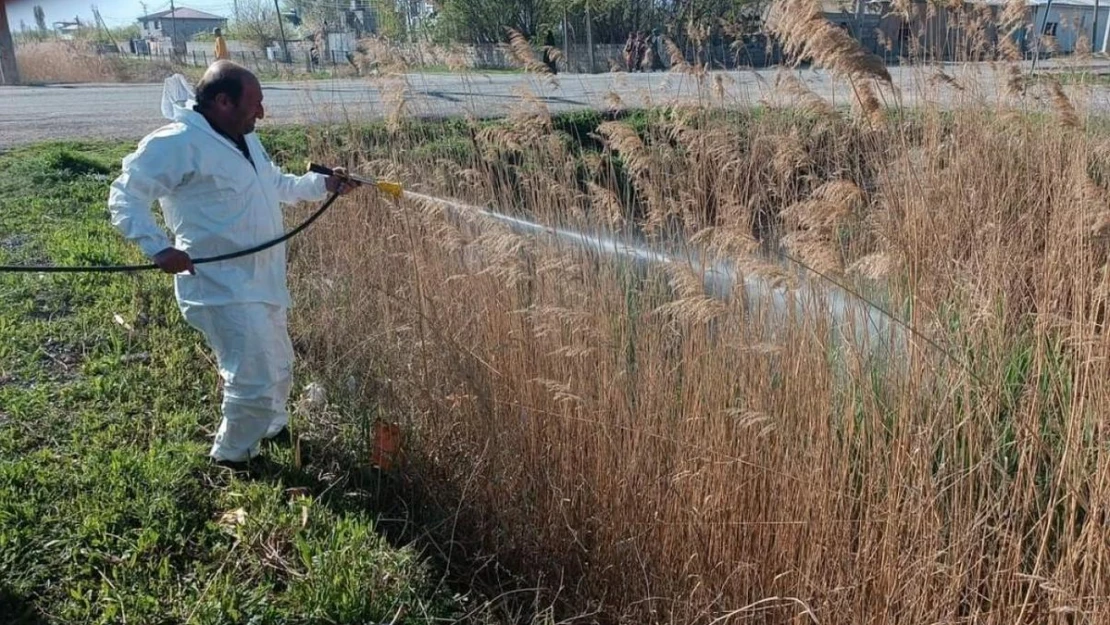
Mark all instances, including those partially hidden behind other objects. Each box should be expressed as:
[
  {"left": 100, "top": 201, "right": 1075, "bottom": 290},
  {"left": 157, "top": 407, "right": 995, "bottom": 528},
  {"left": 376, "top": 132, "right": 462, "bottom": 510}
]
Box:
[{"left": 213, "top": 27, "right": 230, "bottom": 61}]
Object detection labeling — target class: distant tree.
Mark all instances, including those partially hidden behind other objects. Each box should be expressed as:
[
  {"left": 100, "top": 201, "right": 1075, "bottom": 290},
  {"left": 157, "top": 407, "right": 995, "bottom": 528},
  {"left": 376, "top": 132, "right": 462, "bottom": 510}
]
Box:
[
  {"left": 14, "top": 18, "right": 45, "bottom": 44},
  {"left": 233, "top": 0, "right": 281, "bottom": 52},
  {"left": 284, "top": 0, "right": 344, "bottom": 32},
  {"left": 433, "top": 0, "right": 547, "bottom": 43},
  {"left": 34, "top": 5, "right": 48, "bottom": 34},
  {"left": 111, "top": 24, "right": 141, "bottom": 41},
  {"left": 422, "top": 0, "right": 764, "bottom": 46},
  {"left": 367, "top": 0, "right": 765, "bottom": 47},
  {"left": 371, "top": 0, "right": 408, "bottom": 41}
]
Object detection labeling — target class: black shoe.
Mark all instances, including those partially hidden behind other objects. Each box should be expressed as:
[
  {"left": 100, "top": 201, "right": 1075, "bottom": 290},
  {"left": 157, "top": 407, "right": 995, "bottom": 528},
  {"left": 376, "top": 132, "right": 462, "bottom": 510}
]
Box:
[
  {"left": 264, "top": 426, "right": 292, "bottom": 447},
  {"left": 211, "top": 457, "right": 252, "bottom": 472},
  {"left": 211, "top": 454, "right": 282, "bottom": 479}
]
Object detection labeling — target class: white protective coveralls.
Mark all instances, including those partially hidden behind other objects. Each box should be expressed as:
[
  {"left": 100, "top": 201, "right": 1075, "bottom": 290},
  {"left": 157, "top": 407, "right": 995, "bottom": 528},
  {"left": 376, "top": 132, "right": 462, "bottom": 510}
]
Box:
[{"left": 108, "top": 75, "right": 329, "bottom": 462}]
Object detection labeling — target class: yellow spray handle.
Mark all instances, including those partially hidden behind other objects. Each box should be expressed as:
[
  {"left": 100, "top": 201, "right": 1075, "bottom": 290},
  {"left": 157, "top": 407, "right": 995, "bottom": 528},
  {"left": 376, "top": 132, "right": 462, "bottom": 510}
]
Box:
[
  {"left": 374, "top": 181, "right": 404, "bottom": 200},
  {"left": 307, "top": 162, "right": 404, "bottom": 200}
]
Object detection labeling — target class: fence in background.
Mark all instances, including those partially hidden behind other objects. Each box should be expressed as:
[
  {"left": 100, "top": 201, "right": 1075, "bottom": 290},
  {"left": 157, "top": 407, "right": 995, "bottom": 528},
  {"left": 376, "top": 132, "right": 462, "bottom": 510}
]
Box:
[
  {"left": 105, "top": 37, "right": 785, "bottom": 76},
  {"left": 111, "top": 47, "right": 355, "bottom": 75}
]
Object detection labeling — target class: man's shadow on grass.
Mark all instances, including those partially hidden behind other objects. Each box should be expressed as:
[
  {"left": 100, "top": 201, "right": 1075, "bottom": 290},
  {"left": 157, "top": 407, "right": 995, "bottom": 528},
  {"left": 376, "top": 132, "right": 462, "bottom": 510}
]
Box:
[
  {"left": 209, "top": 432, "right": 428, "bottom": 540},
  {"left": 0, "top": 586, "right": 50, "bottom": 625},
  {"left": 208, "top": 425, "right": 524, "bottom": 615}
]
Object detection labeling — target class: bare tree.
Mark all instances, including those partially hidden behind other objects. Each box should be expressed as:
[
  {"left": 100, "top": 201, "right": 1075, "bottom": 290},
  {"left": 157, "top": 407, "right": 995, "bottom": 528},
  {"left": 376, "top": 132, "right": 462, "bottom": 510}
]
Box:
[
  {"left": 233, "top": 0, "right": 281, "bottom": 52},
  {"left": 284, "top": 0, "right": 344, "bottom": 31}
]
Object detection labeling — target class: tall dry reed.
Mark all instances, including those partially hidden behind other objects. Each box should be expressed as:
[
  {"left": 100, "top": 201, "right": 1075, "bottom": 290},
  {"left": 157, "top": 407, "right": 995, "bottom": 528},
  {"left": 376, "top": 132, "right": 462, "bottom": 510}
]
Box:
[
  {"left": 15, "top": 41, "right": 120, "bottom": 83},
  {"left": 284, "top": 3, "right": 1110, "bottom": 623},
  {"left": 14, "top": 40, "right": 186, "bottom": 84}
]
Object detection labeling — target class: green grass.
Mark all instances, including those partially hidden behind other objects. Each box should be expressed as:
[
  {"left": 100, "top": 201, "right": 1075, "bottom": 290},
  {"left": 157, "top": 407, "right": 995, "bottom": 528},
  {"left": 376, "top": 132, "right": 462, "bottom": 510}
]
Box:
[
  {"left": 0, "top": 142, "right": 467, "bottom": 624},
  {"left": 1030, "top": 69, "right": 1110, "bottom": 86}
]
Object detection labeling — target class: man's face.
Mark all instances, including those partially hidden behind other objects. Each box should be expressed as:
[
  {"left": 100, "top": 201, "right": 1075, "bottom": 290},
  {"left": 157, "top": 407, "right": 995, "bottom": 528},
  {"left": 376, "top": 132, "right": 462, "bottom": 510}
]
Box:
[{"left": 233, "top": 79, "right": 265, "bottom": 135}]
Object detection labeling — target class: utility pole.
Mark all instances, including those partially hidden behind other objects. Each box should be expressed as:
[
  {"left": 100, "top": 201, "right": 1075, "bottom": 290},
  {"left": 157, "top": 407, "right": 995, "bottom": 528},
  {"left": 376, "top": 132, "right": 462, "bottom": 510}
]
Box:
[
  {"left": 853, "top": 0, "right": 865, "bottom": 42},
  {"left": 1095, "top": 0, "right": 1101, "bottom": 53},
  {"left": 585, "top": 0, "right": 595, "bottom": 73},
  {"left": 92, "top": 5, "right": 119, "bottom": 52},
  {"left": 169, "top": 0, "right": 180, "bottom": 60},
  {"left": 273, "top": 0, "right": 288, "bottom": 62},
  {"left": 562, "top": 6, "right": 569, "bottom": 71},
  {"left": 0, "top": 0, "right": 20, "bottom": 85},
  {"left": 1103, "top": 3, "right": 1110, "bottom": 54},
  {"left": 1030, "top": 0, "right": 1054, "bottom": 73}
]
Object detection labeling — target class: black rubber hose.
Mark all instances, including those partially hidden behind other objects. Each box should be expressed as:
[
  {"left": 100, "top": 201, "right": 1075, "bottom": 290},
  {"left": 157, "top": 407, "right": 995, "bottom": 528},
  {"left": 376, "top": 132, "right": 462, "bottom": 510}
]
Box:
[{"left": 0, "top": 192, "right": 341, "bottom": 274}]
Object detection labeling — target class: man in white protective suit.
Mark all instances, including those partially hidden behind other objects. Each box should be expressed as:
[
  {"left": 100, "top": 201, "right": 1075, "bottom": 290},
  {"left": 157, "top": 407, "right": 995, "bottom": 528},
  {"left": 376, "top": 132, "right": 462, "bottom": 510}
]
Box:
[{"left": 108, "top": 61, "right": 358, "bottom": 467}]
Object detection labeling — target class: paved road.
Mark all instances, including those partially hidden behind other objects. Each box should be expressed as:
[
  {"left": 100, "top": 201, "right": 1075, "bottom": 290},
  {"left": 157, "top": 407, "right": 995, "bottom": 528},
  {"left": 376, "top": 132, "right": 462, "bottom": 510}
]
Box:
[{"left": 4, "top": 61, "right": 1110, "bottom": 147}]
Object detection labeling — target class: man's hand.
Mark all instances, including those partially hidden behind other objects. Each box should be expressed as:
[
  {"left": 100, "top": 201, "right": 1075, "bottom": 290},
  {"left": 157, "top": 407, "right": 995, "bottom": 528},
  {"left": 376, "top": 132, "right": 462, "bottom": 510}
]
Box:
[
  {"left": 152, "top": 247, "right": 195, "bottom": 275},
  {"left": 325, "top": 167, "right": 361, "bottom": 196}
]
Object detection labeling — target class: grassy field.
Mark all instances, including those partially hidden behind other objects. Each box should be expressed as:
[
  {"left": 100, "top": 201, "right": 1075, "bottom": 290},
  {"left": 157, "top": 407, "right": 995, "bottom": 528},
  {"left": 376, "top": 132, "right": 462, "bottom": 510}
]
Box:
[{"left": 0, "top": 143, "right": 472, "bottom": 624}]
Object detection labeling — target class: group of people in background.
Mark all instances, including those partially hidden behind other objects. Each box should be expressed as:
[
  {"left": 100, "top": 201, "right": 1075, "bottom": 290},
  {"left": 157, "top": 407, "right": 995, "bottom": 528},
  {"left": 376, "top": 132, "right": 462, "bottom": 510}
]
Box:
[{"left": 624, "top": 30, "right": 664, "bottom": 72}]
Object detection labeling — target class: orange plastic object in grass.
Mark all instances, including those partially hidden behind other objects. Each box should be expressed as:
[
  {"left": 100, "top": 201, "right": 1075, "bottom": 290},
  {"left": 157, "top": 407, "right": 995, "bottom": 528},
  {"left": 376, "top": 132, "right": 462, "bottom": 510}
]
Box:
[{"left": 371, "top": 420, "right": 402, "bottom": 470}]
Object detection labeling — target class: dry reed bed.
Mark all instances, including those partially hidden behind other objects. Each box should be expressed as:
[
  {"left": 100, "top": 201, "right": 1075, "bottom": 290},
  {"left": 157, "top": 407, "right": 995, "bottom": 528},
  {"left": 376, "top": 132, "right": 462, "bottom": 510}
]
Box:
[
  {"left": 13, "top": 40, "right": 189, "bottom": 84},
  {"left": 287, "top": 3, "right": 1110, "bottom": 623},
  {"left": 14, "top": 41, "right": 119, "bottom": 83}
]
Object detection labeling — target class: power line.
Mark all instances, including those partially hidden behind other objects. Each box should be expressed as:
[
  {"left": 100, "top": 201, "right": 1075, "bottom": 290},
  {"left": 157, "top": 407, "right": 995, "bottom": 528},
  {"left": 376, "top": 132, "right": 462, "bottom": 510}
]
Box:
[{"left": 274, "top": 0, "right": 289, "bottom": 61}]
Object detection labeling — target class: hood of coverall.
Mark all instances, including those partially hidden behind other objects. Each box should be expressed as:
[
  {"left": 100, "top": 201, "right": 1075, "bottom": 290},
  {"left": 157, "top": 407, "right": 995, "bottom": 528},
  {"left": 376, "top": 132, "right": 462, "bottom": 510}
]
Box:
[{"left": 161, "top": 73, "right": 198, "bottom": 123}]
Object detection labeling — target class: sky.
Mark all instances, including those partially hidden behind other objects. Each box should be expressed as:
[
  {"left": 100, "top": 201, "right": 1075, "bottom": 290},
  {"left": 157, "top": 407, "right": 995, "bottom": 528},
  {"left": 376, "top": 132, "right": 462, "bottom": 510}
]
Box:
[{"left": 5, "top": 0, "right": 240, "bottom": 29}]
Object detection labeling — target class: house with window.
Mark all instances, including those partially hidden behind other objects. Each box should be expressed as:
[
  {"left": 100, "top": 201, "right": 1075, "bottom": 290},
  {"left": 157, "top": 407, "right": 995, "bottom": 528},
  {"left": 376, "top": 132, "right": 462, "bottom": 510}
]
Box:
[
  {"left": 1026, "top": 0, "right": 1110, "bottom": 54},
  {"left": 137, "top": 7, "right": 227, "bottom": 53},
  {"left": 50, "top": 19, "right": 84, "bottom": 40}
]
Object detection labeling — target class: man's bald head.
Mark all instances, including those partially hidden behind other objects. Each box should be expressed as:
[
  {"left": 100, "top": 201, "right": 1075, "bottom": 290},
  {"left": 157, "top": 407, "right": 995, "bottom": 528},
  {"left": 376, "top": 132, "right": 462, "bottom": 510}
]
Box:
[
  {"left": 195, "top": 61, "right": 258, "bottom": 111},
  {"left": 193, "top": 61, "right": 265, "bottom": 137}
]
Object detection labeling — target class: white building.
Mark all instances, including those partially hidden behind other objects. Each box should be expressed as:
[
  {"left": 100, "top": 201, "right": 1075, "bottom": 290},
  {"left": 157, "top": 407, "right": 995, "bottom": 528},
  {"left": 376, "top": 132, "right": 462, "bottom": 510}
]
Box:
[{"left": 1025, "top": 0, "right": 1110, "bottom": 54}]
